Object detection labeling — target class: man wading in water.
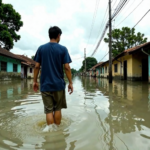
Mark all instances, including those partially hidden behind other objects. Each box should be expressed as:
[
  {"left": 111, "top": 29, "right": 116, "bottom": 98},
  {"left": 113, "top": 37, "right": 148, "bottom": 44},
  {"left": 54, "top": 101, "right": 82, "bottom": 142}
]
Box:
[{"left": 33, "top": 26, "right": 73, "bottom": 132}]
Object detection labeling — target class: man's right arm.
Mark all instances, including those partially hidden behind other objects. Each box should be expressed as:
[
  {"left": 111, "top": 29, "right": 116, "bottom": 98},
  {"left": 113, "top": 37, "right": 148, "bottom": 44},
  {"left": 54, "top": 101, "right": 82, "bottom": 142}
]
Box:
[{"left": 64, "top": 63, "right": 73, "bottom": 94}]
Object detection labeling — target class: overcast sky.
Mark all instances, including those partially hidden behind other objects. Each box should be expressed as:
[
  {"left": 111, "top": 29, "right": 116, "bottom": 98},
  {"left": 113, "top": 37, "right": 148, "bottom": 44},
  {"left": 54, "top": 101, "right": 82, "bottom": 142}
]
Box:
[{"left": 3, "top": 0, "right": 150, "bottom": 70}]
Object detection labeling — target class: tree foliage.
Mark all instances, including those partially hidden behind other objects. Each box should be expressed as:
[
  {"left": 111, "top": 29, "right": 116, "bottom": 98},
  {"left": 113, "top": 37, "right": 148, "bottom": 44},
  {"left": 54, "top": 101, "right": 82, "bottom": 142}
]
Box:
[
  {"left": 79, "top": 57, "right": 97, "bottom": 72},
  {"left": 31, "top": 56, "right": 34, "bottom": 60},
  {"left": 71, "top": 68, "right": 77, "bottom": 75},
  {"left": 104, "top": 27, "right": 147, "bottom": 57},
  {"left": 0, "top": 0, "right": 23, "bottom": 50}
]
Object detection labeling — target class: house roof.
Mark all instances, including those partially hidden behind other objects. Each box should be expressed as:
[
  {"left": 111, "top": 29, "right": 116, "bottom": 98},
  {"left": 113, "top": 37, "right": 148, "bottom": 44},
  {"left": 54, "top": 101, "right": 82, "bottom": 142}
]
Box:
[
  {"left": 16, "top": 55, "right": 36, "bottom": 66},
  {"left": 98, "top": 60, "right": 109, "bottom": 67},
  {"left": 0, "top": 47, "right": 25, "bottom": 61},
  {"left": 90, "top": 62, "right": 104, "bottom": 70},
  {"left": 125, "top": 42, "right": 150, "bottom": 53},
  {"left": 114, "top": 42, "right": 150, "bottom": 60},
  {"left": 90, "top": 42, "right": 150, "bottom": 69},
  {"left": 21, "top": 62, "right": 30, "bottom": 66}
]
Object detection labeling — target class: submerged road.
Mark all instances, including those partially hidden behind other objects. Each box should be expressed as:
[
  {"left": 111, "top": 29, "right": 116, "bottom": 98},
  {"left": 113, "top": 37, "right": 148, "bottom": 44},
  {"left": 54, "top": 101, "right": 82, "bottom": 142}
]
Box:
[{"left": 0, "top": 76, "right": 150, "bottom": 150}]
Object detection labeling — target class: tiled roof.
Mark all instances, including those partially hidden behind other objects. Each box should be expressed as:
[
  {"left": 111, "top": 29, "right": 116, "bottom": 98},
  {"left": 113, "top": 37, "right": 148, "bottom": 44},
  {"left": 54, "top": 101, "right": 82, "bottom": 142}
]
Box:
[
  {"left": 16, "top": 55, "right": 36, "bottom": 66},
  {"left": 124, "top": 42, "right": 150, "bottom": 53},
  {"left": 91, "top": 42, "right": 150, "bottom": 68},
  {"left": 0, "top": 47, "right": 25, "bottom": 61},
  {"left": 114, "top": 42, "right": 150, "bottom": 59}
]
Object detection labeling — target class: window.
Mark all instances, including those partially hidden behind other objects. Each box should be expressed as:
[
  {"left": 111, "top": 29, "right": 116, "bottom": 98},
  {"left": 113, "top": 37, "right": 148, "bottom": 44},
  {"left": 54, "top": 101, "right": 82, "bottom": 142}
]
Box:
[
  {"left": 30, "top": 68, "right": 32, "bottom": 73},
  {"left": 13, "top": 64, "right": 17, "bottom": 72},
  {"left": 1, "top": 61, "right": 7, "bottom": 71},
  {"left": 105, "top": 67, "right": 107, "bottom": 73},
  {"left": 114, "top": 64, "right": 118, "bottom": 72}
]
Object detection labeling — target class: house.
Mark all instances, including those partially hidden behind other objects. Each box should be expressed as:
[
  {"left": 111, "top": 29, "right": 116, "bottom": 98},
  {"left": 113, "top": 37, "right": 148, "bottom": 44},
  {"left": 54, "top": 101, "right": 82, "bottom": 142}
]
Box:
[
  {"left": 90, "top": 42, "right": 150, "bottom": 82},
  {"left": 112, "top": 42, "right": 150, "bottom": 81},
  {"left": 88, "top": 62, "right": 104, "bottom": 77},
  {"left": 16, "top": 55, "right": 36, "bottom": 79},
  {"left": 95, "top": 61, "right": 108, "bottom": 78},
  {"left": 0, "top": 47, "right": 25, "bottom": 80}
]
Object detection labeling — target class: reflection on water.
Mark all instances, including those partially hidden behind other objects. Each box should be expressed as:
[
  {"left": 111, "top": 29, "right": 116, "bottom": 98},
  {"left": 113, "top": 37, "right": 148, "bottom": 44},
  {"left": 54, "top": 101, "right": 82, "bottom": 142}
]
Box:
[{"left": 0, "top": 77, "right": 150, "bottom": 150}]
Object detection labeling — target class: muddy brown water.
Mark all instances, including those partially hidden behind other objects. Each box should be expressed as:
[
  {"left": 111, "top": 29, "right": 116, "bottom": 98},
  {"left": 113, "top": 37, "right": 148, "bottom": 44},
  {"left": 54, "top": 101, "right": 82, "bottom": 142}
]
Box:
[{"left": 0, "top": 76, "right": 150, "bottom": 150}]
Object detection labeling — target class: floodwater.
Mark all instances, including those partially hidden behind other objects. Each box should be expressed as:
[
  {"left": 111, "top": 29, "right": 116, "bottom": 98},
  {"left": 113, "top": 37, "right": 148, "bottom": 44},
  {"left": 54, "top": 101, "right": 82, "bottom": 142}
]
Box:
[{"left": 0, "top": 77, "right": 150, "bottom": 150}]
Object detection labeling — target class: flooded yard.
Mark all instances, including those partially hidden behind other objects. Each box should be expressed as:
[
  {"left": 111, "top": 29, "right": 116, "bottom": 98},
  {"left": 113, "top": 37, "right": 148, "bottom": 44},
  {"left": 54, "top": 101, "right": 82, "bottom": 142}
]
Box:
[{"left": 0, "top": 76, "right": 150, "bottom": 150}]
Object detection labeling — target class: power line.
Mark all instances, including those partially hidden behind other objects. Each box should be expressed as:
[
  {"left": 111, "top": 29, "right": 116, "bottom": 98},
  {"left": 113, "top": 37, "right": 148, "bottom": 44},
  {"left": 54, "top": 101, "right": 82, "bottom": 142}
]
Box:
[
  {"left": 133, "top": 9, "right": 150, "bottom": 28},
  {"left": 113, "top": 0, "right": 130, "bottom": 20},
  {"left": 112, "top": 0, "right": 127, "bottom": 19},
  {"left": 86, "top": 0, "right": 101, "bottom": 48},
  {"left": 116, "top": 0, "right": 144, "bottom": 27},
  {"left": 91, "top": 0, "right": 127, "bottom": 56},
  {"left": 87, "top": 3, "right": 109, "bottom": 56},
  {"left": 99, "top": 50, "right": 109, "bottom": 62},
  {"left": 112, "top": 0, "right": 118, "bottom": 10},
  {"left": 114, "top": 0, "right": 136, "bottom": 23}
]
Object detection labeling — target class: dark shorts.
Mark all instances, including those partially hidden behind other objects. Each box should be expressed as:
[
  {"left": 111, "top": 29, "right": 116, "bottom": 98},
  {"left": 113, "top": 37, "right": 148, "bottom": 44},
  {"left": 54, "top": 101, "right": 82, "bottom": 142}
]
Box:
[{"left": 41, "top": 90, "right": 67, "bottom": 114}]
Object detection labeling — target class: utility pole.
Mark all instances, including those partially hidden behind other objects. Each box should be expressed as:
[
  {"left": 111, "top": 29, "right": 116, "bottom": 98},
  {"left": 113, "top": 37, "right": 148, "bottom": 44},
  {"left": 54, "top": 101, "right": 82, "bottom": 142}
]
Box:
[
  {"left": 84, "top": 48, "right": 86, "bottom": 75},
  {"left": 109, "top": 0, "right": 112, "bottom": 83}
]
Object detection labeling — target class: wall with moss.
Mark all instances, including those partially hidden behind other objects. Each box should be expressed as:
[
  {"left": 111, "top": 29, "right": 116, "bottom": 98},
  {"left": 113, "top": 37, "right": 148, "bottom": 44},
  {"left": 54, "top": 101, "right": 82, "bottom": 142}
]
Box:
[{"left": 0, "top": 72, "right": 21, "bottom": 81}]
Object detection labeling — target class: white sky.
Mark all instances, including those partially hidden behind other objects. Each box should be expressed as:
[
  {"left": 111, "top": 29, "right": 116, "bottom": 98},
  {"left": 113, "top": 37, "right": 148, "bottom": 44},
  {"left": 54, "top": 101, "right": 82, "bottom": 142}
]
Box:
[{"left": 3, "top": 0, "right": 150, "bottom": 70}]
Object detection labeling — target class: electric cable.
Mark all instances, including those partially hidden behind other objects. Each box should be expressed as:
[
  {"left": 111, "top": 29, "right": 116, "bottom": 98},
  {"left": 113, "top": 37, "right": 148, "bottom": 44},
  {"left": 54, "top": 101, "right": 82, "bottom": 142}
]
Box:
[
  {"left": 86, "top": 0, "right": 101, "bottom": 48},
  {"left": 112, "top": 0, "right": 127, "bottom": 19},
  {"left": 87, "top": 4, "right": 109, "bottom": 56},
  {"left": 116, "top": 0, "right": 144, "bottom": 27},
  {"left": 113, "top": 0, "right": 131, "bottom": 20},
  {"left": 112, "top": 0, "right": 118, "bottom": 10},
  {"left": 114, "top": 0, "right": 135, "bottom": 23},
  {"left": 91, "top": 0, "right": 127, "bottom": 56},
  {"left": 99, "top": 50, "right": 109, "bottom": 63},
  {"left": 133, "top": 9, "right": 150, "bottom": 28}
]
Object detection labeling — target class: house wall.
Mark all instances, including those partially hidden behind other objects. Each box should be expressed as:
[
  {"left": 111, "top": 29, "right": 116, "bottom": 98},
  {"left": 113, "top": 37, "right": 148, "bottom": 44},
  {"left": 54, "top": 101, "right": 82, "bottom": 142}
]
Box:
[
  {"left": 100, "top": 66, "right": 104, "bottom": 77},
  {"left": 18, "top": 64, "right": 21, "bottom": 73},
  {"left": 27, "top": 67, "right": 34, "bottom": 78},
  {"left": 7, "top": 62, "right": 13, "bottom": 72},
  {"left": 112, "top": 54, "right": 133, "bottom": 80},
  {"left": 112, "top": 60, "right": 122, "bottom": 79},
  {"left": 103, "top": 63, "right": 109, "bottom": 78},
  {"left": 0, "top": 55, "right": 21, "bottom": 73},
  {"left": 99, "top": 64, "right": 109, "bottom": 78},
  {"left": 132, "top": 52, "right": 147, "bottom": 80},
  {"left": 112, "top": 52, "right": 148, "bottom": 81},
  {"left": 96, "top": 67, "right": 100, "bottom": 77}
]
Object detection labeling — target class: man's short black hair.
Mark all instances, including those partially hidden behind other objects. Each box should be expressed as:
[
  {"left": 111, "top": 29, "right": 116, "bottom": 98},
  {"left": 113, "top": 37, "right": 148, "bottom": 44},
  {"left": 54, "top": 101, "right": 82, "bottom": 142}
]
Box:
[{"left": 48, "top": 26, "right": 62, "bottom": 39}]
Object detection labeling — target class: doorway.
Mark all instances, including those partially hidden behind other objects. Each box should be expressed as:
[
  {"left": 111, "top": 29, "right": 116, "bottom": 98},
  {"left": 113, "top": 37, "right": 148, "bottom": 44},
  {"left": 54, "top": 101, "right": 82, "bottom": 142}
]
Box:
[
  {"left": 142, "top": 59, "right": 148, "bottom": 81},
  {"left": 124, "top": 61, "right": 127, "bottom": 80},
  {"left": 24, "top": 66, "right": 27, "bottom": 78}
]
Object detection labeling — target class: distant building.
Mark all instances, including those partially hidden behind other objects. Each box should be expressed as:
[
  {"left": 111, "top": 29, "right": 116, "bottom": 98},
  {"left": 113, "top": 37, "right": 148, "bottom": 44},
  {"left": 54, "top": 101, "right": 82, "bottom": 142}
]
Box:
[
  {"left": 88, "top": 62, "right": 104, "bottom": 77},
  {"left": 0, "top": 47, "right": 26, "bottom": 80},
  {"left": 16, "top": 55, "right": 36, "bottom": 79},
  {"left": 0, "top": 47, "right": 37, "bottom": 80}
]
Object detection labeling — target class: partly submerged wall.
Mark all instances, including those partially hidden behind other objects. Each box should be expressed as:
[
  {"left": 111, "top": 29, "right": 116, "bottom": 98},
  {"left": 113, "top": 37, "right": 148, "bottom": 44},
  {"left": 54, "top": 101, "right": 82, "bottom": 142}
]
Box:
[{"left": 0, "top": 72, "right": 21, "bottom": 81}]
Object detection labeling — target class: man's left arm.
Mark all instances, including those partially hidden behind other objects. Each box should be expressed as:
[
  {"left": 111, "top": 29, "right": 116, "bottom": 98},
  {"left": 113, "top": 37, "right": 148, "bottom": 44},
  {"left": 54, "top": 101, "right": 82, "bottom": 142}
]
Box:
[{"left": 33, "top": 62, "right": 40, "bottom": 92}]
